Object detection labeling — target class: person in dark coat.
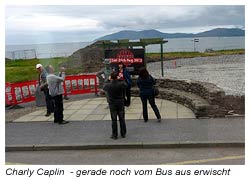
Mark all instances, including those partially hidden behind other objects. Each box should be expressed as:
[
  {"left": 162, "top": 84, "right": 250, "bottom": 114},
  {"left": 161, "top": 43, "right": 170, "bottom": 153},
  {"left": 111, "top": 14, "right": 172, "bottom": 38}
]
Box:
[
  {"left": 102, "top": 71, "right": 128, "bottom": 139},
  {"left": 117, "top": 62, "right": 132, "bottom": 107},
  {"left": 137, "top": 67, "right": 161, "bottom": 122}
]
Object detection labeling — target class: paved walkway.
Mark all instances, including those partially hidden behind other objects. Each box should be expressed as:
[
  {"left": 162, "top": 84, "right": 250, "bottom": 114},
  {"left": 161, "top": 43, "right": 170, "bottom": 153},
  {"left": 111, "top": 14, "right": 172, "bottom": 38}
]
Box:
[
  {"left": 6, "top": 96, "right": 244, "bottom": 151},
  {"left": 6, "top": 117, "right": 244, "bottom": 151},
  {"left": 12, "top": 97, "right": 195, "bottom": 122}
]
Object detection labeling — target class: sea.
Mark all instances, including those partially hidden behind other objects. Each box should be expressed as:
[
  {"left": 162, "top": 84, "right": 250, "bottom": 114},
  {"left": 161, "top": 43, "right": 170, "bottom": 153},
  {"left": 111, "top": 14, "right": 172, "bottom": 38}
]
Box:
[{"left": 5, "top": 36, "right": 245, "bottom": 59}]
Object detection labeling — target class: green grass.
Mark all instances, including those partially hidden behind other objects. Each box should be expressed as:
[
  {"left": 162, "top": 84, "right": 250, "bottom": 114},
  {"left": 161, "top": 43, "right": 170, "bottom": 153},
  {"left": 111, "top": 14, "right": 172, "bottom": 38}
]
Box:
[
  {"left": 5, "top": 57, "right": 69, "bottom": 83},
  {"left": 146, "top": 49, "right": 245, "bottom": 60}
]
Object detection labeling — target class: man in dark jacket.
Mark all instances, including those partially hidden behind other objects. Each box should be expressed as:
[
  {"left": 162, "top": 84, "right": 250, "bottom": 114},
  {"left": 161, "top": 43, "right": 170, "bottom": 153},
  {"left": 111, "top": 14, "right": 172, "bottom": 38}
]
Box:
[
  {"left": 117, "top": 62, "right": 132, "bottom": 107},
  {"left": 103, "top": 71, "right": 128, "bottom": 140}
]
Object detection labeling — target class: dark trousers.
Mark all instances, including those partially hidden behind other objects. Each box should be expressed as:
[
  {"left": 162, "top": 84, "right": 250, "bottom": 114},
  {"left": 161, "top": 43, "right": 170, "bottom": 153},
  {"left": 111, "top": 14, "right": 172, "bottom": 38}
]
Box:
[
  {"left": 140, "top": 95, "right": 161, "bottom": 121},
  {"left": 53, "top": 94, "right": 64, "bottom": 123},
  {"left": 126, "top": 87, "right": 131, "bottom": 106},
  {"left": 123, "top": 87, "right": 131, "bottom": 106},
  {"left": 44, "top": 88, "right": 54, "bottom": 114},
  {"left": 109, "top": 103, "right": 126, "bottom": 137}
]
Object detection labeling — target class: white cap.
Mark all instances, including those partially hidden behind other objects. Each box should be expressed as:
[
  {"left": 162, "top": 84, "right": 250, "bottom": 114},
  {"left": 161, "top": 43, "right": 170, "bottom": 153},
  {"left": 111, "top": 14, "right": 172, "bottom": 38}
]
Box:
[{"left": 36, "top": 64, "right": 42, "bottom": 69}]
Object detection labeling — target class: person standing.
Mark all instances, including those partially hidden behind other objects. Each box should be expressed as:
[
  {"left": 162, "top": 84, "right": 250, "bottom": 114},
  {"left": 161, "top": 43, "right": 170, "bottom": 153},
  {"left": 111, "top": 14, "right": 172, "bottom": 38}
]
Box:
[
  {"left": 96, "top": 59, "right": 112, "bottom": 108},
  {"left": 58, "top": 66, "right": 69, "bottom": 100},
  {"left": 103, "top": 71, "right": 127, "bottom": 139},
  {"left": 96, "top": 59, "right": 112, "bottom": 86},
  {"left": 117, "top": 62, "right": 132, "bottom": 107},
  {"left": 47, "top": 65, "right": 69, "bottom": 124},
  {"left": 137, "top": 67, "right": 161, "bottom": 123},
  {"left": 36, "top": 64, "right": 54, "bottom": 117}
]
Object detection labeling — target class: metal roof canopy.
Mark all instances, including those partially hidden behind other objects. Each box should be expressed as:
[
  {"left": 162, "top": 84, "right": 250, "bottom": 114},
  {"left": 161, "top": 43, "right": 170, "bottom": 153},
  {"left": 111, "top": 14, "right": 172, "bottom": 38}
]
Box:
[{"left": 96, "top": 38, "right": 168, "bottom": 77}]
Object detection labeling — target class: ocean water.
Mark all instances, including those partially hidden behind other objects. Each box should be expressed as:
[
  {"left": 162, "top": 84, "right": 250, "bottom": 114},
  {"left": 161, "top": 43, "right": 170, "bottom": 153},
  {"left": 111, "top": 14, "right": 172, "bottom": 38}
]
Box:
[
  {"left": 5, "top": 41, "right": 92, "bottom": 59},
  {"left": 5, "top": 36, "right": 244, "bottom": 59},
  {"left": 146, "top": 36, "right": 245, "bottom": 53}
]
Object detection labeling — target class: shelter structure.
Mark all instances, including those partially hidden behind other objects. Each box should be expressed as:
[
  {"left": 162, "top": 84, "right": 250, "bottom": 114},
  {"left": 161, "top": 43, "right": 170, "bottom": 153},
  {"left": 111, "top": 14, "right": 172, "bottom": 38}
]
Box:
[{"left": 96, "top": 38, "right": 168, "bottom": 77}]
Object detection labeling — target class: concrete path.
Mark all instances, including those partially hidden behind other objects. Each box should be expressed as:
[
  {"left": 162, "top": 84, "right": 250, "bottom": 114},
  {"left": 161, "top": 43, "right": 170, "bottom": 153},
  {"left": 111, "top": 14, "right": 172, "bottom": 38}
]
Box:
[
  {"left": 6, "top": 96, "right": 244, "bottom": 152},
  {"left": 12, "top": 97, "right": 195, "bottom": 122},
  {"left": 6, "top": 117, "right": 244, "bottom": 151}
]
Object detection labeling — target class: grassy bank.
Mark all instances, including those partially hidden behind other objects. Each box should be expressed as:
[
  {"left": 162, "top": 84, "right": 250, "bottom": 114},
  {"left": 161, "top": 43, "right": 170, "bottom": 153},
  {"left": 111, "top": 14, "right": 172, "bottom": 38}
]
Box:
[
  {"left": 5, "top": 57, "right": 69, "bottom": 83},
  {"left": 146, "top": 49, "right": 245, "bottom": 60},
  {"left": 5, "top": 49, "right": 244, "bottom": 83}
]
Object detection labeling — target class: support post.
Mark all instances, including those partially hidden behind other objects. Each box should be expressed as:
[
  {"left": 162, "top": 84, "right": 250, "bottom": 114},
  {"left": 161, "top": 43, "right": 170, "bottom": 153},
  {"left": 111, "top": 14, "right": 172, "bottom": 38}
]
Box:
[
  {"left": 160, "top": 43, "right": 164, "bottom": 77},
  {"left": 143, "top": 45, "right": 146, "bottom": 68}
]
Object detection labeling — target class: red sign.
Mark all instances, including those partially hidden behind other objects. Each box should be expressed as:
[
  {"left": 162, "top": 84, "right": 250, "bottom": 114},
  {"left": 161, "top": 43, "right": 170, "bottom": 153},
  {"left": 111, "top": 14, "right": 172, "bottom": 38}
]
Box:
[
  {"left": 109, "top": 58, "right": 143, "bottom": 65},
  {"left": 105, "top": 49, "right": 145, "bottom": 75},
  {"left": 117, "top": 49, "right": 134, "bottom": 59}
]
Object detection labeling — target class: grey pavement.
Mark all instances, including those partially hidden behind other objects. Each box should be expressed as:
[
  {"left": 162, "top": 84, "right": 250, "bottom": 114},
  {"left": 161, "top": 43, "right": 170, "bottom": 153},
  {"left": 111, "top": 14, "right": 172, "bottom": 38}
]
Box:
[
  {"left": 5, "top": 96, "right": 245, "bottom": 151},
  {"left": 12, "top": 97, "right": 196, "bottom": 122},
  {"left": 6, "top": 117, "right": 245, "bottom": 151}
]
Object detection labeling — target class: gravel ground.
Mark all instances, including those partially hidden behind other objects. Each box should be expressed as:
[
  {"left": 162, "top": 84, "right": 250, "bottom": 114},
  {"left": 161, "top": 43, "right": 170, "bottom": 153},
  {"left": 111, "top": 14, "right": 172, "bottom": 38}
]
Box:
[{"left": 147, "top": 54, "right": 245, "bottom": 96}]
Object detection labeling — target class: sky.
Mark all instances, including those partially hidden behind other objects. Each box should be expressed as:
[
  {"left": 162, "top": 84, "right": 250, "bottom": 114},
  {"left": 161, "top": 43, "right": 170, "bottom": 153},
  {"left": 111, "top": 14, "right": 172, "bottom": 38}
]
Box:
[{"left": 5, "top": 5, "right": 245, "bottom": 45}]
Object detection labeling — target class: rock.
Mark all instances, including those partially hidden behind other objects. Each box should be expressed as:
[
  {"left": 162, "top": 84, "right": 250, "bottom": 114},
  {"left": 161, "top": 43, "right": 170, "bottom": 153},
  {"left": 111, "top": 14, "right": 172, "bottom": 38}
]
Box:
[{"left": 131, "top": 77, "right": 244, "bottom": 117}]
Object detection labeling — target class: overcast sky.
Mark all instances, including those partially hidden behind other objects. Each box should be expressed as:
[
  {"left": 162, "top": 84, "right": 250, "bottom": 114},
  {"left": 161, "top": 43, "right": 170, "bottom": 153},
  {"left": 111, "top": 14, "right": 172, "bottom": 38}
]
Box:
[{"left": 5, "top": 5, "right": 245, "bottom": 45}]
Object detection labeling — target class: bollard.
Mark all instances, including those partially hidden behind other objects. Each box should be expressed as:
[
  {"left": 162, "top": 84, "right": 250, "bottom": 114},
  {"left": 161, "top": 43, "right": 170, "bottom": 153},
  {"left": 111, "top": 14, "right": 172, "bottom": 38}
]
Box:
[{"left": 173, "top": 60, "right": 177, "bottom": 69}]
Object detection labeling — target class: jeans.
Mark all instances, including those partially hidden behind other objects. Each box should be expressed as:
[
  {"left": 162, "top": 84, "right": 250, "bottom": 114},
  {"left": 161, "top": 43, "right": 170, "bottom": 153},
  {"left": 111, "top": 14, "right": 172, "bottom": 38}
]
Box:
[
  {"left": 109, "top": 103, "right": 126, "bottom": 137},
  {"left": 53, "top": 94, "right": 64, "bottom": 123},
  {"left": 140, "top": 95, "right": 161, "bottom": 121}
]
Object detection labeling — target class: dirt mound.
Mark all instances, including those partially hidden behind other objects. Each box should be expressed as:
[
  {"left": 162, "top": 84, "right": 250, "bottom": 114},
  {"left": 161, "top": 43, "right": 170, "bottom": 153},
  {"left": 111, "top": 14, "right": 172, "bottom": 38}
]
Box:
[{"left": 61, "top": 42, "right": 104, "bottom": 73}]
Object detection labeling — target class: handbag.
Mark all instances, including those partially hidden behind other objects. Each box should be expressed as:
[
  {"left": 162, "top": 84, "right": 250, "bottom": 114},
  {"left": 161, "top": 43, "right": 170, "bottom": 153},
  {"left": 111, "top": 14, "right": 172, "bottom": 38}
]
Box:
[{"left": 40, "top": 83, "right": 48, "bottom": 91}]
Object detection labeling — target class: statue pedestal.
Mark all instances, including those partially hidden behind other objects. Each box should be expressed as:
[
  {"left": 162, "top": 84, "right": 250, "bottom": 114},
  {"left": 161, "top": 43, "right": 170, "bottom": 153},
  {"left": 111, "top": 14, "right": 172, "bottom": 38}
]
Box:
[{"left": 35, "top": 87, "right": 46, "bottom": 107}]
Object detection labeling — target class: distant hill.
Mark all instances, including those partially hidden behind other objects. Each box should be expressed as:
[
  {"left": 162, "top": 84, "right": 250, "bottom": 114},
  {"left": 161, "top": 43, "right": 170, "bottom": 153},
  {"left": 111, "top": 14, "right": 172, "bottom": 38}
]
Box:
[
  {"left": 96, "top": 28, "right": 245, "bottom": 41},
  {"left": 194, "top": 28, "right": 245, "bottom": 37}
]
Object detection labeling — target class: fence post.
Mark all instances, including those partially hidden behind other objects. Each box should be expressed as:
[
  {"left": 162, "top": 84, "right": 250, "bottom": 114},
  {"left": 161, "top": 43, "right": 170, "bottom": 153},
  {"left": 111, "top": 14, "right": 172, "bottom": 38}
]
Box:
[
  {"left": 94, "top": 75, "right": 98, "bottom": 95},
  {"left": 11, "top": 83, "right": 17, "bottom": 105},
  {"left": 63, "top": 81, "right": 67, "bottom": 96}
]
